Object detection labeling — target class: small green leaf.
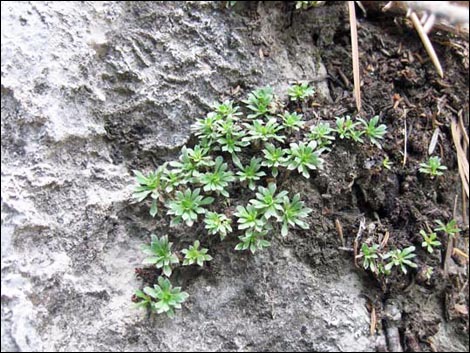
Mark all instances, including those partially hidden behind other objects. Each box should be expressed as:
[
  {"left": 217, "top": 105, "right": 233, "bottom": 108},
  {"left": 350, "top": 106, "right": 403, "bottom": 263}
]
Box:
[
  {"left": 181, "top": 240, "right": 212, "bottom": 267},
  {"left": 150, "top": 199, "right": 158, "bottom": 217}
]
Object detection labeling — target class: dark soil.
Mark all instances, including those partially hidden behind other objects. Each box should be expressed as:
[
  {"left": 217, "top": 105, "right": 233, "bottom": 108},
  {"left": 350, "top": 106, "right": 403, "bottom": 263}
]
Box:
[
  {"left": 133, "top": 2, "right": 469, "bottom": 351},
  {"left": 312, "top": 4, "right": 469, "bottom": 351}
]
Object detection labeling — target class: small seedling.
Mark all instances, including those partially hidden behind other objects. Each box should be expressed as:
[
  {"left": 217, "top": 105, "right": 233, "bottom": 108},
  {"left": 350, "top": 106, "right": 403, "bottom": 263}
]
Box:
[
  {"left": 235, "top": 230, "right": 271, "bottom": 254},
  {"left": 162, "top": 167, "right": 185, "bottom": 193},
  {"left": 279, "top": 194, "right": 312, "bottom": 236},
  {"left": 285, "top": 141, "right": 324, "bottom": 178},
  {"left": 141, "top": 234, "right": 179, "bottom": 277},
  {"left": 281, "top": 112, "right": 305, "bottom": 132},
  {"left": 167, "top": 188, "right": 214, "bottom": 227},
  {"left": 234, "top": 205, "right": 266, "bottom": 232},
  {"left": 434, "top": 219, "right": 460, "bottom": 237},
  {"left": 383, "top": 246, "right": 417, "bottom": 274},
  {"left": 243, "top": 118, "right": 285, "bottom": 143},
  {"left": 308, "top": 122, "right": 335, "bottom": 149},
  {"left": 133, "top": 167, "right": 166, "bottom": 217},
  {"left": 216, "top": 130, "right": 249, "bottom": 164},
  {"left": 287, "top": 83, "right": 315, "bottom": 102},
  {"left": 358, "top": 116, "right": 387, "bottom": 148},
  {"left": 187, "top": 145, "right": 215, "bottom": 169},
  {"left": 382, "top": 156, "right": 393, "bottom": 170},
  {"left": 133, "top": 168, "right": 164, "bottom": 202},
  {"left": 335, "top": 116, "right": 362, "bottom": 141},
  {"left": 196, "top": 156, "right": 236, "bottom": 197},
  {"left": 216, "top": 118, "right": 239, "bottom": 137},
  {"left": 261, "top": 143, "right": 287, "bottom": 177},
  {"left": 425, "top": 267, "right": 434, "bottom": 281},
  {"left": 250, "top": 183, "right": 288, "bottom": 220},
  {"left": 204, "top": 211, "right": 233, "bottom": 240},
  {"left": 140, "top": 277, "right": 189, "bottom": 317},
  {"left": 169, "top": 146, "right": 200, "bottom": 178},
  {"left": 213, "top": 100, "right": 242, "bottom": 120},
  {"left": 243, "top": 87, "right": 275, "bottom": 119},
  {"left": 191, "top": 112, "right": 222, "bottom": 147},
  {"left": 182, "top": 240, "right": 213, "bottom": 266},
  {"left": 235, "top": 157, "right": 266, "bottom": 190},
  {"left": 419, "top": 156, "right": 447, "bottom": 177},
  {"left": 420, "top": 230, "right": 441, "bottom": 253},
  {"left": 359, "top": 243, "right": 379, "bottom": 274}
]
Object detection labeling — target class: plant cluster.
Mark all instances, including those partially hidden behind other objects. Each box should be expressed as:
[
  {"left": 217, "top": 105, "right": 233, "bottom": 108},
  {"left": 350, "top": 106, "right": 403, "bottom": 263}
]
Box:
[
  {"left": 132, "top": 83, "right": 388, "bottom": 317},
  {"left": 359, "top": 243, "right": 417, "bottom": 276},
  {"left": 359, "top": 219, "right": 460, "bottom": 278},
  {"left": 418, "top": 219, "right": 460, "bottom": 254},
  {"left": 133, "top": 277, "right": 189, "bottom": 318},
  {"left": 334, "top": 115, "right": 387, "bottom": 148},
  {"left": 288, "top": 83, "right": 315, "bottom": 101},
  {"left": 134, "top": 234, "right": 211, "bottom": 316},
  {"left": 434, "top": 219, "right": 460, "bottom": 237}
]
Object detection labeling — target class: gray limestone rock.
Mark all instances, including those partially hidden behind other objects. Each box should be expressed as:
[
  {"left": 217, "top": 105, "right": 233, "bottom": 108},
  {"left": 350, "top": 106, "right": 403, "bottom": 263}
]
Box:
[{"left": 1, "top": 1, "right": 373, "bottom": 351}]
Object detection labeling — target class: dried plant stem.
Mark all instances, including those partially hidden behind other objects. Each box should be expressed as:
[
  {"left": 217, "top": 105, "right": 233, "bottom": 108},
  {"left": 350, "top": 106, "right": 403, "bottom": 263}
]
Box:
[
  {"left": 410, "top": 11, "right": 444, "bottom": 77},
  {"left": 402, "top": 109, "right": 408, "bottom": 166},
  {"left": 379, "top": 1, "right": 469, "bottom": 37},
  {"left": 354, "top": 217, "right": 366, "bottom": 268},
  {"left": 348, "top": 1, "right": 362, "bottom": 112},
  {"left": 451, "top": 118, "right": 469, "bottom": 198},
  {"left": 370, "top": 306, "right": 377, "bottom": 336}
]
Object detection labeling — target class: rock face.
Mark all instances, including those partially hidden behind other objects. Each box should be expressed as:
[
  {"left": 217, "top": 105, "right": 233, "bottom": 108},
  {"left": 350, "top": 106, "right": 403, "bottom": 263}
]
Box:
[{"left": 1, "top": 2, "right": 374, "bottom": 351}]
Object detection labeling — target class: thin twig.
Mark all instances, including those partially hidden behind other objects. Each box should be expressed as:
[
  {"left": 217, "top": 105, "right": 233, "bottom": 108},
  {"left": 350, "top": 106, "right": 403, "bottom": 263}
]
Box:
[
  {"left": 459, "top": 278, "right": 469, "bottom": 296},
  {"left": 335, "top": 218, "right": 345, "bottom": 247},
  {"left": 453, "top": 194, "right": 459, "bottom": 221},
  {"left": 338, "top": 246, "right": 354, "bottom": 252},
  {"left": 451, "top": 118, "right": 469, "bottom": 198},
  {"left": 370, "top": 305, "right": 377, "bottom": 336},
  {"left": 428, "top": 127, "right": 440, "bottom": 155},
  {"left": 337, "top": 67, "right": 351, "bottom": 87},
  {"left": 453, "top": 248, "right": 469, "bottom": 260},
  {"left": 356, "top": 1, "right": 367, "bottom": 16},
  {"left": 463, "top": 182, "right": 468, "bottom": 227},
  {"left": 410, "top": 11, "right": 444, "bottom": 77},
  {"left": 457, "top": 110, "right": 469, "bottom": 226},
  {"left": 354, "top": 217, "right": 366, "bottom": 268},
  {"left": 380, "top": 231, "right": 390, "bottom": 249},
  {"left": 403, "top": 109, "right": 408, "bottom": 167},
  {"left": 348, "top": 1, "right": 362, "bottom": 112},
  {"left": 458, "top": 110, "right": 469, "bottom": 147}
]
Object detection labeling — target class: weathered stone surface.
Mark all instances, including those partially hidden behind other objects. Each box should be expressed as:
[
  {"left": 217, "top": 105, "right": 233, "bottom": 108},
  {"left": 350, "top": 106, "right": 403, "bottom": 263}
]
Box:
[{"left": 1, "top": 1, "right": 373, "bottom": 351}]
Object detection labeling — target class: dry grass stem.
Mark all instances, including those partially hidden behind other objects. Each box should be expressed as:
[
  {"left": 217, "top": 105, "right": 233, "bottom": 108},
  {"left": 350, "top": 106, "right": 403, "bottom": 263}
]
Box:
[
  {"left": 348, "top": 1, "right": 362, "bottom": 112},
  {"left": 410, "top": 11, "right": 444, "bottom": 77}
]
